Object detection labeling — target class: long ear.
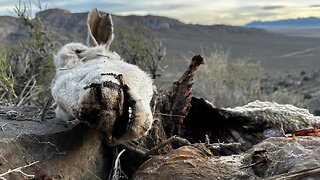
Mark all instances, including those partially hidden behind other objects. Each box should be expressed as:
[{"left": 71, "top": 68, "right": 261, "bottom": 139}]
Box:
[{"left": 87, "top": 8, "right": 114, "bottom": 49}]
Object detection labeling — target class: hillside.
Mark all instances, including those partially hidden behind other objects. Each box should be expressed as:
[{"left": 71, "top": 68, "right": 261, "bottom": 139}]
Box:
[
  {"left": 0, "top": 16, "right": 28, "bottom": 45},
  {"left": 2, "top": 9, "right": 320, "bottom": 82}
]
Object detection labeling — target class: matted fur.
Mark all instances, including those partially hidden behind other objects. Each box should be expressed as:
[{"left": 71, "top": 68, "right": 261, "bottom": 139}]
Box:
[{"left": 51, "top": 9, "right": 154, "bottom": 145}]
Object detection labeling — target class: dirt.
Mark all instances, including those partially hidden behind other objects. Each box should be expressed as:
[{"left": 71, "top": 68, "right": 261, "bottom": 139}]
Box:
[{"left": 0, "top": 106, "right": 110, "bottom": 180}]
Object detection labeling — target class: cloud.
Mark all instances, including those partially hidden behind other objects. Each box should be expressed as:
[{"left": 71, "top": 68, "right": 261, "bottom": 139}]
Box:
[
  {"left": 309, "top": 5, "right": 320, "bottom": 8},
  {"left": 1, "top": 0, "right": 320, "bottom": 25},
  {"left": 41, "top": 0, "right": 108, "bottom": 13},
  {"left": 261, "top": 6, "right": 285, "bottom": 10},
  {"left": 106, "top": 1, "right": 193, "bottom": 14}
]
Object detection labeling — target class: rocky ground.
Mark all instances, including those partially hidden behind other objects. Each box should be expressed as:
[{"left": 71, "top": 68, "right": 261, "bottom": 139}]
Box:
[
  {"left": 0, "top": 107, "right": 109, "bottom": 179},
  {"left": 262, "top": 70, "right": 320, "bottom": 115},
  {"left": 1, "top": 97, "right": 320, "bottom": 179},
  {"left": 1, "top": 56, "right": 320, "bottom": 180}
]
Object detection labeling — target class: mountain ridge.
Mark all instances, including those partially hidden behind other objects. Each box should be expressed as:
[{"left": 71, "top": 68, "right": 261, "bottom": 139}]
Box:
[
  {"left": 2, "top": 8, "right": 320, "bottom": 81},
  {"left": 246, "top": 17, "right": 320, "bottom": 27}
]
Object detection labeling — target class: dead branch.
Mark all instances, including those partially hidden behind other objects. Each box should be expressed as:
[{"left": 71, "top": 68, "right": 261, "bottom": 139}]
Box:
[
  {"left": 265, "top": 166, "right": 320, "bottom": 180},
  {"left": 1, "top": 124, "right": 7, "bottom": 132},
  {"left": 28, "top": 135, "right": 65, "bottom": 155},
  {"left": 120, "top": 142, "right": 147, "bottom": 158},
  {"left": 122, "top": 135, "right": 240, "bottom": 160},
  {"left": 108, "top": 149, "right": 127, "bottom": 180},
  {"left": 145, "top": 135, "right": 190, "bottom": 156},
  {"left": 17, "top": 76, "right": 37, "bottom": 107},
  {"left": 0, "top": 161, "right": 39, "bottom": 179},
  {"left": 120, "top": 136, "right": 190, "bottom": 159},
  {"left": 144, "top": 135, "right": 240, "bottom": 157},
  {"left": 37, "top": 95, "right": 53, "bottom": 121}
]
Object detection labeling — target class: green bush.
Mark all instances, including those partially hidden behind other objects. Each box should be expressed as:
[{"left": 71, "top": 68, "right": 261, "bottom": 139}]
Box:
[
  {"left": 0, "top": 48, "right": 17, "bottom": 105},
  {"left": 0, "top": 0, "right": 57, "bottom": 106}
]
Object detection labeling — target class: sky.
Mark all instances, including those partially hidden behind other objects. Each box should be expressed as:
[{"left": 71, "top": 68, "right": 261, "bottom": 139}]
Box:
[{"left": 1, "top": 0, "right": 320, "bottom": 25}]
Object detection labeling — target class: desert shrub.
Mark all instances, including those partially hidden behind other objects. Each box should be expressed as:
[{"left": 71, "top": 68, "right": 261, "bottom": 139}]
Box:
[
  {"left": 1, "top": 1, "right": 166, "bottom": 106},
  {"left": 112, "top": 27, "right": 166, "bottom": 80},
  {"left": 0, "top": 0, "right": 58, "bottom": 106},
  {"left": 194, "top": 48, "right": 305, "bottom": 108},
  {"left": 0, "top": 48, "right": 17, "bottom": 105},
  {"left": 194, "top": 49, "right": 262, "bottom": 107},
  {"left": 262, "top": 89, "right": 305, "bottom": 108}
]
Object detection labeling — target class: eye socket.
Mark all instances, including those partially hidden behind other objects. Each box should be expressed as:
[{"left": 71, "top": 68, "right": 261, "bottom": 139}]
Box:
[{"left": 75, "top": 49, "right": 84, "bottom": 54}]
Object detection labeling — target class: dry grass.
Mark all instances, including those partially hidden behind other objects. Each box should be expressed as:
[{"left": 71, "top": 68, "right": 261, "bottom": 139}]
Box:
[
  {"left": 0, "top": 48, "right": 17, "bottom": 105},
  {"left": 194, "top": 48, "right": 305, "bottom": 108},
  {"left": 0, "top": 0, "right": 57, "bottom": 106}
]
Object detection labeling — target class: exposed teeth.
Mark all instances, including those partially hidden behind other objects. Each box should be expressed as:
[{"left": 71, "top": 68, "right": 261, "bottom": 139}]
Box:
[{"left": 128, "top": 107, "right": 133, "bottom": 119}]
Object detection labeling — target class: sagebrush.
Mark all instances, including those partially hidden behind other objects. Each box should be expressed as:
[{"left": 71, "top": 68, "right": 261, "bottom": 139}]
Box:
[{"left": 194, "top": 49, "right": 305, "bottom": 108}]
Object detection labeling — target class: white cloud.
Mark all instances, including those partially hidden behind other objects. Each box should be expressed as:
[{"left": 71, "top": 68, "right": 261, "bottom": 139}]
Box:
[{"left": 1, "top": 0, "right": 320, "bottom": 25}]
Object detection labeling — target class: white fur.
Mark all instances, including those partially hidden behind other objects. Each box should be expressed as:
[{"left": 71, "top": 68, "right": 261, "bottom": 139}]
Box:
[
  {"left": 53, "top": 43, "right": 120, "bottom": 69},
  {"left": 51, "top": 43, "right": 154, "bottom": 144},
  {"left": 226, "top": 100, "right": 320, "bottom": 132}
]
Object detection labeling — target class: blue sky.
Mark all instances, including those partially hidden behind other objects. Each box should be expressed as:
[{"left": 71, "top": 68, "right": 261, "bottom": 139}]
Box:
[{"left": 1, "top": 0, "right": 320, "bottom": 25}]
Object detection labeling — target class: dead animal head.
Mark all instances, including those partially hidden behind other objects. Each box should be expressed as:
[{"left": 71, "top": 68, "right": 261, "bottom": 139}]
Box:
[
  {"left": 73, "top": 72, "right": 154, "bottom": 146},
  {"left": 51, "top": 9, "right": 154, "bottom": 146}
]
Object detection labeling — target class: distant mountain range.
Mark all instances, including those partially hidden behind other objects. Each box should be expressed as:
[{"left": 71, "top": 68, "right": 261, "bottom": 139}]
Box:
[
  {"left": 2, "top": 9, "right": 320, "bottom": 114},
  {"left": 246, "top": 17, "right": 320, "bottom": 27},
  {"left": 2, "top": 9, "right": 320, "bottom": 82}
]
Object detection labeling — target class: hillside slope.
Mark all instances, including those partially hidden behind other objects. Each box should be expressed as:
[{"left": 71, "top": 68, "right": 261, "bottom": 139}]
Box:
[{"left": 2, "top": 9, "right": 320, "bottom": 81}]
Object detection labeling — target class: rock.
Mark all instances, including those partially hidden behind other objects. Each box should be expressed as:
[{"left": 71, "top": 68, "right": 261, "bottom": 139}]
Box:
[
  {"left": 134, "top": 146, "right": 254, "bottom": 180},
  {"left": 0, "top": 106, "right": 110, "bottom": 179},
  {"left": 136, "top": 137, "right": 320, "bottom": 180},
  {"left": 243, "top": 137, "right": 320, "bottom": 179}
]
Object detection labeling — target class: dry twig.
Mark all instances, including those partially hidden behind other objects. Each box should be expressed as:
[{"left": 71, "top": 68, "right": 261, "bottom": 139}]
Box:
[
  {"left": 37, "top": 95, "right": 53, "bottom": 121},
  {"left": 0, "top": 161, "right": 39, "bottom": 179},
  {"left": 145, "top": 135, "right": 183, "bottom": 156},
  {"left": 17, "top": 76, "right": 37, "bottom": 107},
  {"left": 122, "top": 135, "right": 240, "bottom": 159},
  {"left": 109, "top": 149, "right": 127, "bottom": 180},
  {"left": 265, "top": 166, "right": 320, "bottom": 180},
  {"left": 29, "top": 135, "right": 65, "bottom": 155},
  {"left": 120, "top": 142, "right": 147, "bottom": 158},
  {"left": 1, "top": 124, "right": 7, "bottom": 132}
]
